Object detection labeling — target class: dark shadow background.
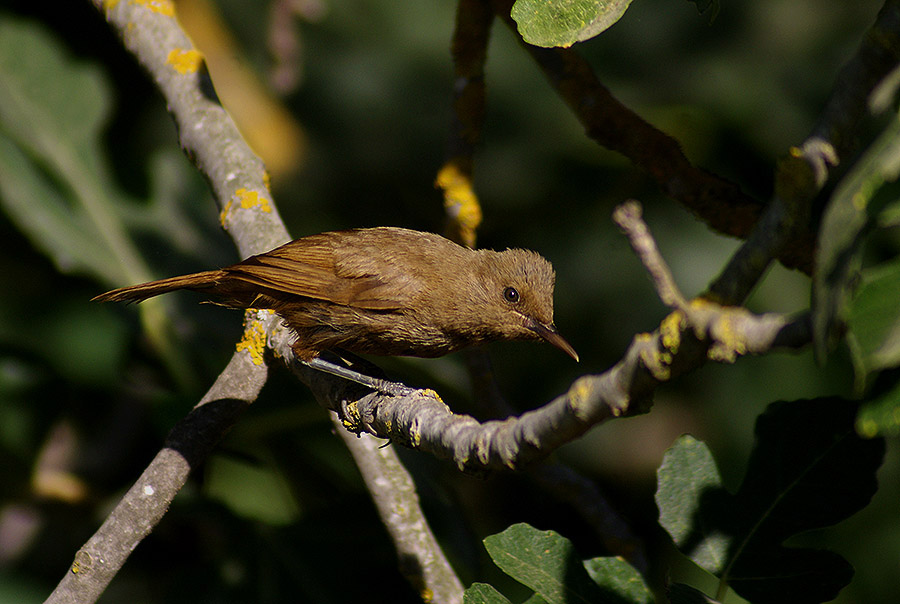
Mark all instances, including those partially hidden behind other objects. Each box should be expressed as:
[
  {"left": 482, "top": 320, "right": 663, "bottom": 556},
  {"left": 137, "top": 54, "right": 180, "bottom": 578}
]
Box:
[{"left": 0, "top": 1, "right": 897, "bottom": 602}]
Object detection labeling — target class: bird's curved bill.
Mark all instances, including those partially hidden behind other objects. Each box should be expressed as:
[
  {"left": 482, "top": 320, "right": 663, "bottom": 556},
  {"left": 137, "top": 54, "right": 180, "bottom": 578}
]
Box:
[{"left": 528, "top": 321, "right": 579, "bottom": 362}]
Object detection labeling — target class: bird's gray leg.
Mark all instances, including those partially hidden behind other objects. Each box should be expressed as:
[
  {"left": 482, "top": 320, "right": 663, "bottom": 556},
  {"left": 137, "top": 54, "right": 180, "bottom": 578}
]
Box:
[{"left": 303, "top": 356, "right": 416, "bottom": 397}]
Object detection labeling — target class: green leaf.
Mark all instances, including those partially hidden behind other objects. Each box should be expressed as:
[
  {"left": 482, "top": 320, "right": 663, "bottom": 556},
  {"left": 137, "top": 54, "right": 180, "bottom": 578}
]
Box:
[
  {"left": 511, "top": 0, "right": 634, "bottom": 48},
  {"left": 0, "top": 18, "right": 124, "bottom": 282},
  {"left": 857, "top": 374, "right": 900, "bottom": 437},
  {"left": 0, "top": 134, "right": 121, "bottom": 278},
  {"left": 847, "top": 257, "right": 900, "bottom": 380},
  {"left": 666, "top": 582, "right": 720, "bottom": 604},
  {"left": 656, "top": 399, "right": 885, "bottom": 604},
  {"left": 483, "top": 523, "right": 631, "bottom": 603},
  {"left": 203, "top": 454, "right": 301, "bottom": 526},
  {"left": 0, "top": 17, "right": 204, "bottom": 388},
  {"left": 655, "top": 435, "right": 729, "bottom": 574},
  {"left": 812, "top": 114, "right": 900, "bottom": 360},
  {"left": 463, "top": 583, "right": 515, "bottom": 604},
  {"left": 582, "top": 557, "right": 653, "bottom": 603},
  {"left": 728, "top": 398, "right": 884, "bottom": 603}
]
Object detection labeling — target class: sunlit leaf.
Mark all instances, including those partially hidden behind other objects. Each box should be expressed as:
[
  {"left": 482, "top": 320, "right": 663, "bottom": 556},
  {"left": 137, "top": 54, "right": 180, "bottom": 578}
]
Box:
[
  {"left": 656, "top": 435, "right": 729, "bottom": 574},
  {"left": 847, "top": 257, "right": 900, "bottom": 379},
  {"left": 463, "top": 583, "right": 515, "bottom": 604},
  {"left": 483, "top": 523, "right": 648, "bottom": 603},
  {"left": 511, "top": 0, "right": 634, "bottom": 48}
]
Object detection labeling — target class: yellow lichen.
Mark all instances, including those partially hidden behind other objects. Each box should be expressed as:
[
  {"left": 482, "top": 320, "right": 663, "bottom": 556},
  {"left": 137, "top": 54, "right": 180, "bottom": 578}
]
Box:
[
  {"left": 341, "top": 401, "right": 360, "bottom": 431},
  {"left": 567, "top": 376, "right": 594, "bottom": 416},
  {"left": 71, "top": 551, "right": 93, "bottom": 575},
  {"left": 709, "top": 314, "right": 747, "bottom": 363},
  {"left": 166, "top": 48, "right": 203, "bottom": 74},
  {"left": 435, "top": 162, "right": 482, "bottom": 247},
  {"left": 659, "top": 310, "right": 685, "bottom": 354},
  {"left": 234, "top": 187, "right": 272, "bottom": 213},
  {"left": 103, "top": 0, "right": 121, "bottom": 12},
  {"left": 408, "top": 423, "right": 421, "bottom": 448},
  {"left": 235, "top": 312, "right": 268, "bottom": 365},
  {"left": 420, "top": 388, "right": 443, "bottom": 403},
  {"left": 132, "top": 0, "right": 175, "bottom": 16},
  {"left": 639, "top": 347, "right": 671, "bottom": 381},
  {"left": 219, "top": 199, "right": 233, "bottom": 227}
]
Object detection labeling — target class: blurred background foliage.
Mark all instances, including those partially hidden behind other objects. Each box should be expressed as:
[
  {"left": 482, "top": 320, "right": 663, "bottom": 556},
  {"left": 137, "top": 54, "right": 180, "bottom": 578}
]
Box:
[{"left": 0, "top": 0, "right": 897, "bottom": 602}]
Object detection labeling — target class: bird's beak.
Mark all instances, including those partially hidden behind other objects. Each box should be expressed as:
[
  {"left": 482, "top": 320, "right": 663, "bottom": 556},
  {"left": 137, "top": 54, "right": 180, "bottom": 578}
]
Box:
[{"left": 528, "top": 320, "right": 579, "bottom": 362}]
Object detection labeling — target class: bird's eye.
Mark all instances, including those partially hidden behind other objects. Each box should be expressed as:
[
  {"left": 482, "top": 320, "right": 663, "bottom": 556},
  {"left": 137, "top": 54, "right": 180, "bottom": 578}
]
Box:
[{"left": 503, "top": 286, "right": 520, "bottom": 304}]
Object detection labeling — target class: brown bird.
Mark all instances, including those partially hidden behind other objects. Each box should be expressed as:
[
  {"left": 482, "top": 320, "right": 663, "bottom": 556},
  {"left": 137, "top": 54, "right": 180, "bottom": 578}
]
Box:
[{"left": 93, "top": 227, "right": 578, "bottom": 365}]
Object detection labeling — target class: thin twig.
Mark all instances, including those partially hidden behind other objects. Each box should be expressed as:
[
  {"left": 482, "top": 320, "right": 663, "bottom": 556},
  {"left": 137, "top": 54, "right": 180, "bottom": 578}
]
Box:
[
  {"left": 330, "top": 414, "right": 465, "bottom": 604},
  {"left": 613, "top": 200, "right": 687, "bottom": 310}
]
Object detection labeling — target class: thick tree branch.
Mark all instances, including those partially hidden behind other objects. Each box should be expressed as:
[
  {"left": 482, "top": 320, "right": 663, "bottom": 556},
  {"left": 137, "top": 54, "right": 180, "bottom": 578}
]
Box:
[
  {"left": 273, "top": 202, "right": 812, "bottom": 474},
  {"left": 46, "top": 348, "right": 269, "bottom": 604},
  {"left": 54, "top": 3, "right": 462, "bottom": 603},
  {"left": 91, "top": 0, "right": 290, "bottom": 257}
]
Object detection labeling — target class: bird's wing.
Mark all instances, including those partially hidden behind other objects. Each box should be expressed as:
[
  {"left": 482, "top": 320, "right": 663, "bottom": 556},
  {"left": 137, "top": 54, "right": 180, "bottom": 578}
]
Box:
[{"left": 224, "top": 235, "right": 413, "bottom": 310}]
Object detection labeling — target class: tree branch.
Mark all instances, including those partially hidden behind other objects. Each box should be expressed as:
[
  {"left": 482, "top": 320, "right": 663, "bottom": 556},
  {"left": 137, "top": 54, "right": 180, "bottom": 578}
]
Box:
[
  {"left": 46, "top": 348, "right": 269, "bottom": 604},
  {"left": 437, "top": 0, "right": 494, "bottom": 247},
  {"left": 707, "top": 1, "right": 900, "bottom": 304},
  {"left": 91, "top": 0, "right": 290, "bottom": 257},
  {"left": 487, "top": 0, "right": 900, "bottom": 277},
  {"left": 487, "top": 0, "right": 779, "bottom": 264},
  {"left": 274, "top": 202, "right": 812, "bottom": 474},
  {"left": 330, "top": 414, "right": 464, "bottom": 604},
  {"left": 53, "top": 3, "right": 462, "bottom": 603}
]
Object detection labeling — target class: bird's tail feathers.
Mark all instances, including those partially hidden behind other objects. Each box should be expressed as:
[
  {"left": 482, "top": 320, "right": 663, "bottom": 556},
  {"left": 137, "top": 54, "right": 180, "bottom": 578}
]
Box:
[{"left": 91, "top": 270, "right": 225, "bottom": 304}]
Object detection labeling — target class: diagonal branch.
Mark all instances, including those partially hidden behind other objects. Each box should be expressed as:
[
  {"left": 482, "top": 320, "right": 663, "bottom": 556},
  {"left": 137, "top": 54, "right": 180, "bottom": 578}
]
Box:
[
  {"left": 488, "top": 0, "right": 900, "bottom": 278},
  {"left": 487, "top": 0, "right": 777, "bottom": 263},
  {"left": 46, "top": 347, "right": 269, "bottom": 604},
  {"left": 278, "top": 202, "right": 812, "bottom": 474},
  {"left": 91, "top": 0, "right": 290, "bottom": 257},
  {"left": 330, "top": 414, "right": 465, "bottom": 604},
  {"left": 52, "top": 3, "right": 464, "bottom": 603}
]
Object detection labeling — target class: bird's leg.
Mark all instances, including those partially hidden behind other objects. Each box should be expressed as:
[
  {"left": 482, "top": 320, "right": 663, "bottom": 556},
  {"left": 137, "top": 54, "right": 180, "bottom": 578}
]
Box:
[{"left": 303, "top": 354, "right": 416, "bottom": 397}]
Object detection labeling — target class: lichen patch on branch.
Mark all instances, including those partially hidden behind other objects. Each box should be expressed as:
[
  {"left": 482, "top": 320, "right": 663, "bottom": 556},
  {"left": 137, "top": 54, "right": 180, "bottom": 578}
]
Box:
[
  {"left": 166, "top": 48, "right": 203, "bottom": 74},
  {"left": 235, "top": 310, "right": 270, "bottom": 366},
  {"left": 133, "top": 0, "right": 175, "bottom": 17}
]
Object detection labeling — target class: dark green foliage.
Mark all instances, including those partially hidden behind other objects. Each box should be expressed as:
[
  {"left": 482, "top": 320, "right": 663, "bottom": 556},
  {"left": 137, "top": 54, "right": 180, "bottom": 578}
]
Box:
[{"left": 657, "top": 399, "right": 885, "bottom": 603}]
